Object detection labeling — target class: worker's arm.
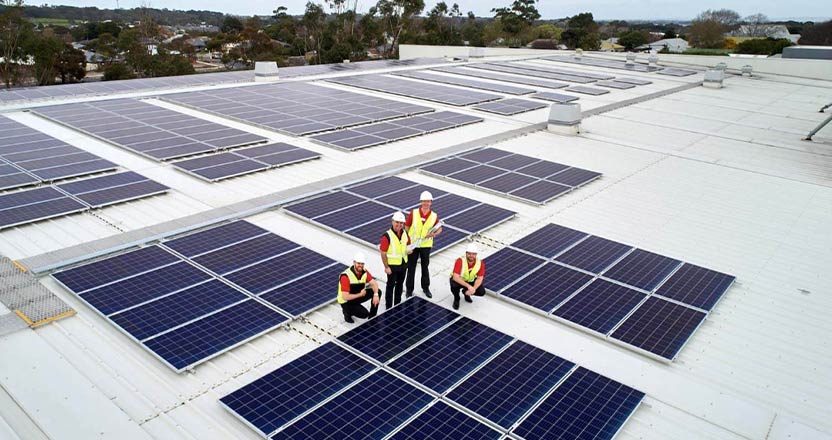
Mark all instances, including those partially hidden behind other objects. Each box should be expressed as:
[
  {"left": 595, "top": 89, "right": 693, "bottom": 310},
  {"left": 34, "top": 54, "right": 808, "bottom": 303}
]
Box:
[
  {"left": 469, "top": 276, "right": 483, "bottom": 295},
  {"left": 380, "top": 250, "right": 392, "bottom": 275},
  {"left": 368, "top": 279, "right": 380, "bottom": 305},
  {"left": 428, "top": 225, "right": 442, "bottom": 238}
]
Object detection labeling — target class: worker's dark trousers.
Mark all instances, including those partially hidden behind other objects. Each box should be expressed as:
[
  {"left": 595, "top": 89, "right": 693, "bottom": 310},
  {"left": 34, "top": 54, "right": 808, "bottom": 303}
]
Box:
[
  {"left": 450, "top": 280, "right": 486, "bottom": 301},
  {"left": 406, "top": 247, "right": 432, "bottom": 293},
  {"left": 341, "top": 288, "right": 379, "bottom": 320},
  {"left": 385, "top": 264, "right": 407, "bottom": 309}
]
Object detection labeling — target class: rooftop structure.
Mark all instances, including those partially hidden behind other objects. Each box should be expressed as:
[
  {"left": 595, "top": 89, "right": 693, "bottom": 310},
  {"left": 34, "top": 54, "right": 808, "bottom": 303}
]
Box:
[{"left": 0, "top": 48, "right": 830, "bottom": 440}]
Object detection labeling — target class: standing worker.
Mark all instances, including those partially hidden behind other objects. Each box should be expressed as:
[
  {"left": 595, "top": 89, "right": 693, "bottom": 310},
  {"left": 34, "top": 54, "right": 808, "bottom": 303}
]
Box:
[
  {"left": 405, "top": 191, "right": 442, "bottom": 299},
  {"left": 338, "top": 252, "right": 380, "bottom": 323},
  {"left": 449, "top": 243, "right": 486, "bottom": 310},
  {"left": 379, "top": 212, "right": 412, "bottom": 309}
]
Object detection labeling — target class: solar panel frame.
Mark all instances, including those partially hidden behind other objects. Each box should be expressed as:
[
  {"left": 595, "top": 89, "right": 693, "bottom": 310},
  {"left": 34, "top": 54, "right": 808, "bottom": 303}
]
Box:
[
  {"left": 431, "top": 66, "right": 571, "bottom": 89},
  {"left": 482, "top": 248, "right": 548, "bottom": 293},
  {"left": 602, "top": 248, "right": 683, "bottom": 291},
  {"left": 468, "top": 63, "right": 598, "bottom": 84},
  {"left": 0, "top": 196, "right": 88, "bottom": 229},
  {"left": 552, "top": 279, "right": 647, "bottom": 335},
  {"left": 389, "top": 401, "right": 503, "bottom": 440},
  {"left": 653, "top": 263, "right": 735, "bottom": 311},
  {"left": 510, "top": 224, "right": 589, "bottom": 258},
  {"left": 500, "top": 263, "right": 595, "bottom": 314},
  {"left": 609, "top": 297, "right": 707, "bottom": 361},
  {"left": 326, "top": 74, "right": 503, "bottom": 106},
  {"left": 554, "top": 236, "right": 633, "bottom": 273},
  {"left": 443, "top": 204, "right": 516, "bottom": 234},
  {"left": 52, "top": 245, "right": 181, "bottom": 293},
  {"left": 163, "top": 220, "right": 269, "bottom": 257},
  {"left": 564, "top": 85, "right": 611, "bottom": 96}
]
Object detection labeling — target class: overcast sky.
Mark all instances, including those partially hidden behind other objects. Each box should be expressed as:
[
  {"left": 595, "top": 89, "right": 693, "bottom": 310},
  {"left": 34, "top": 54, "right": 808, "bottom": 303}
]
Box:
[{"left": 43, "top": 0, "right": 830, "bottom": 21}]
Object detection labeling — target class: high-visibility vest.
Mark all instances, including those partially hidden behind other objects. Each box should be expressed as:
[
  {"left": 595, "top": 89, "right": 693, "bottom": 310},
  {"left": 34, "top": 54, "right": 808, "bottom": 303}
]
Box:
[
  {"left": 451, "top": 257, "right": 482, "bottom": 283},
  {"left": 385, "top": 229, "right": 409, "bottom": 266},
  {"left": 337, "top": 267, "right": 367, "bottom": 304},
  {"left": 409, "top": 209, "right": 438, "bottom": 248}
]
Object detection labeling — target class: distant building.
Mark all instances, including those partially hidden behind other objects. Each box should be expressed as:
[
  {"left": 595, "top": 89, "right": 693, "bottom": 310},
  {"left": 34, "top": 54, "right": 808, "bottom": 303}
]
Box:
[
  {"left": 728, "top": 25, "right": 801, "bottom": 43},
  {"left": 601, "top": 39, "right": 624, "bottom": 52},
  {"left": 636, "top": 38, "right": 689, "bottom": 53}
]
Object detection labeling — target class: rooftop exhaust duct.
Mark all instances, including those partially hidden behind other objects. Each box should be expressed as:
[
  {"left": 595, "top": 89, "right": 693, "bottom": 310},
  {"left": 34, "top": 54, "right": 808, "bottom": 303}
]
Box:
[
  {"left": 469, "top": 47, "right": 485, "bottom": 58},
  {"left": 625, "top": 52, "right": 636, "bottom": 66},
  {"left": 648, "top": 53, "right": 659, "bottom": 66},
  {"left": 742, "top": 65, "right": 753, "bottom": 77},
  {"left": 703, "top": 69, "right": 724, "bottom": 89},
  {"left": 547, "top": 102, "right": 582, "bottom": 135},
  {"left": 254, "top": 62, "right": 279, "bottom": 82},
  {"left": 715, "top": 62, "right": 727, "bottom": 71},
  {"left": 574, "top": 49, "right": 583, "bottom": 60}
]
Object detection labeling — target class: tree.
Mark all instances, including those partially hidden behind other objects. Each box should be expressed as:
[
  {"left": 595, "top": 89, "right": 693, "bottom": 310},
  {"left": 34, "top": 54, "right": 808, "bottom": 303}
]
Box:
[
  {"left": 561, "top": 12, "right": 600, "bottom": 50},
  {"left": 221, "top": 16, "right": 244, "bottom": 34},
  {"left": 698, "top": 9, "right": 740, "bottom": 30},
  {"left": 102, "top": 62, "right": 134, "bottom": 80},
  {"left": 743, "top": 13, "right": 769, "bottom": 37},
  {"left": 491, "top": 0, "right": 540, "bottom": 43},
  {"left": 798, "top": 21, "right": 832, "bottom": 45},
  {"left": 735, "top": 37, "right": 791, "bottom": 55},
  {"left": 0, "top": 0, "right": 33, "bottom": 88},
  {"left": 55, "top": 42, "right": 85, "bottom": 83},
  {"left": 618, "top": 30, "right": 648, "bottom": 50},
  {"left": 376, "top": 0, "right": 425, "bottom": 57},
  {"left": 302, "top": 2, "right": 326, "bottom": 63},
  {"left": 688, "top": 17, "right": 726, "bottom": 49}
]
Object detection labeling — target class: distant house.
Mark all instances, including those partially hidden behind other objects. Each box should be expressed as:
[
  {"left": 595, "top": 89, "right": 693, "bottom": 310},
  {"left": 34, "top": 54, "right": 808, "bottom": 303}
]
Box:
[
  {"left": 186, "top": 37, "right": 208, "bottom": 51},
  {"left": 636, "top": 38, "right": 689, "bottom": 53},
  {"left": 728, "top": 25, "right": 800, "bottom": 43},
  {"left": 84, "top": 51, "right": 105, "bottom": 71},
  {"left": 601, "top": 39, "right": 624, "bottom": 52}
]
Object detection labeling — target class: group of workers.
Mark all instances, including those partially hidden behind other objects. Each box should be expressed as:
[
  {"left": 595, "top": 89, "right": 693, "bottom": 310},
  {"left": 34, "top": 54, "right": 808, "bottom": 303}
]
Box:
[{"left": 338, "top": 190, "right": 487, "bottom": 323}]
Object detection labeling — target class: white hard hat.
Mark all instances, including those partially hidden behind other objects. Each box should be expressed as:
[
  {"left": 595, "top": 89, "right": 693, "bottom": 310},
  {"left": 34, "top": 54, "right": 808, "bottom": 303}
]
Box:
[
  {"left": 419, "top": 191, "right": 433, "bottom": 201},
  {"left": 465, "top": 243, "right": 478, "bottom": 254},
  {"left": 353, "top": 252, "right": 366, "bottom": 263},
  {"left": 392, "top": 211, "right": 406, "bottom": 222}
]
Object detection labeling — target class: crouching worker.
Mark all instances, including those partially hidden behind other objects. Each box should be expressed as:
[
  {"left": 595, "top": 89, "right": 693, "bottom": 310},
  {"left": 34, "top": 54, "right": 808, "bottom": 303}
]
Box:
[
  {"left": 450, "top": 243, "right": 486, "bottom": 310},
  {"left": 339, "top": 252, "right": 380, "bottom": 323}
]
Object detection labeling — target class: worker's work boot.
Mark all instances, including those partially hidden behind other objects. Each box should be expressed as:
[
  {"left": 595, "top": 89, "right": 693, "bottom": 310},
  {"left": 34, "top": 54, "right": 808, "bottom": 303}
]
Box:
[
  {"left": 423, "top": 288, "right": 433, "bottom": 298},
  {"left": 405, "top": 290, "right": 413, "bottom": 298},
  {"left": 464, "top": 295, "right": 473, "bottom": 303},
  {"left": 344, "top": 312, "right": 354, "bottom": 324},
  {"left": 453, "top": 298, "right": 460, "bottom": 310}
]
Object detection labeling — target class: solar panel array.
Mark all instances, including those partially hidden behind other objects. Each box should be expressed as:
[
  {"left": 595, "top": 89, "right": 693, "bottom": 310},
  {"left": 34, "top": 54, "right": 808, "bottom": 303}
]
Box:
[
  {"left": 310, "top": 111, "right": 483, "bottom": 151},
  {"left": 484, "top": 223, "right": 735, "bottom": 361},
  {"left": 52, "top": 220, "right": 344, "bottom": 372},
  {"left": 531, "top": 91, "right": 580, "bottom": 103},
  {"left": 541, "top": 55, "right": 697, "bottom": 76},
  {"left": 420, "top": 148, "right": 601, "bottom": 205},
  {"left": 392, "top": 70, "right": 536, "bottom": 95},
  {"left": 171, "top": 142, "right": 321, "bottom": 181},
  {"left": 0, "top": 116, "right": 117, "bottom": 190},
  {"left": 472, "top": 98, "right": 548, "bottom": 116},
  {"left": 278, "top": 57, "right": 450, "bottom": 79},
  {"left": 221, "top": 298, "right": 645, "bottom": 439},
  {"left": 284, "top": 176, "right": 515, "bottom": 252},
  {"left": 431, "top": 66, "right": 571, "bottom": 89},
  {"left": 326, "top": 74, "right": 502, "bottom": 106},
  {"left": 490, "top": 61, "right": 616, "bottom": 80},
  {"left": 467, "top": 63, "right": 598, "bottom": 84},
  {"left": 35, "top": 99, "right": 267, "bottom": 161},
  {"left": 0, "top": 171, "right": 168, "bottom": 229},
  {"left": 161, "top": 82, "right": 433, "bottom": 136}
]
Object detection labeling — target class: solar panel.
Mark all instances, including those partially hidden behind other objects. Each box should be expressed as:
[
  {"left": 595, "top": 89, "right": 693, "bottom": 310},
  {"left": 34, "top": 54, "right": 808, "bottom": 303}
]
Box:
[
  {"left": 0, "top": 186, "right": 63, "bottom": 209},
  {"left": 468, "top": 63, "right": 597, "bottom": 84},
  {"left": 553, "top": 279, "right": 646, "bottom": 334},
  {"left": 479, "top": 172, "right": 536, "bottom": 193},
  {"left": 512, "top": 367, "right": 644, "bottom": 440},
  {"left": 610, "top": 297, "right": 707, "bottom": 360},
  {"left": 603, "top": 249, "right": 682, "bottom": 291},
  {"left": 444, "top": 204, "right": 515, "bottom": 234},
  {"left": 448, "top": 164, "right": 506, "bottom": 184},
  {"left": 387, "top": 317, "right": 513, "bottom": 393},
  {"left": 338, "top": 297, "right": 458, "bottom": 363},
  {"left": 226, "top": 248, "right": 338, "bottom": 295},
  {"left": 394, "top": 70, "right": 536, "bottom": 95},
  {"left": 555, "top": 236, "right": 633, "bottom": 273},
  {"left": 376, "top": 185, "right": 448, "bottom": 210},
  {"left": 482, "top": 248, "right": 547, "bottom": 292},
  {"left": 532, "top": 91, "right": 580, "bottom": 103},
  {"left": 171, "top": 143, "right": 320, "bottom": 181},
  {"left": 192, "top": 233, "right": 300, "bottom": 275},
  {"left": 447, "top": 341, "right": 575, "bottom": 429},
  {"left": 0, "top": 171, "right": 38, "bottom": 190},
  {"left": 597, "top": 80, "right": 637, "bottom": 89},
  {"left": 390, "top": 401, "right": 502, "bottom": 440},
  {"left": 347, "top": 176, "right": 416, "bottom": 198},
  {"left": 511, "top": 223, "right": 588, "bottom": 258},
  {"left": 285, "top": 191, "right": 365, "bottom": 219},
  {"left": 220, "top": 342, "right": 376, "bottom": 437},
  {"left": 259, "top": 263, "right": 342, "bottom": 316},
  {"left": 459, "top": 147, "right": 512, "bottom": 163},
  {"left": 420, "top": 157, "right": 479, "bottom": 176},
  {"left": 185, "top": 159, "right": 269, "bottom": 181},
  {"left": 53, "top": 245, "right": 180, "bottom": 293},
  {"left": 473, "top": 98, "right": 548, "bottom": 116},
  {"left": 110, "top": 279, "right": 247, "bottom": 340},
  {"left": 0, "top": 196, "right": 87, "bottom": 229},
  {"left": 658, "top": 68, "right": 697, "bottom": 77},
  {"left": 541, "top": 55, "right": 659, "bottom": 73},
  {"left": 315, "top": 200, "right": 392, "bottom": 230},
  {"left": 79, "top": 261, "right": 212, "bottom": 315},
  {"left": 492, "top": 62, "right": 615, "bottom": 80},
  {"left": 144, "top": 299, "right": 289, "bottom": 372},
  {"left": 501, "top": 263, "right": 594, "bottom": 313},
  {"left": 430, "top": 226, "right": 470, "bottom": 252},
  {"left": 431, "top": 193, "right": 480, "bottom": 217},
  {"left": 564, "top": 85, "right": 610, "bottom": 96},
  {"left": 489, "top": 154, "right": 541, "bottom": 171},
  {"left": 614, "top": 77, "right": 653, "bottom": 85},
  {"left": 271, "top": 370, "right": 433, "bottom": 440},
  {"left": 57, "top": 171, "right": 146, "bottom": 194},
  {"left": 546, "top": 167, "right": 602, "bottom": 187},
  {"left": 654, "top": 263, "right": 735, "bottom": 311},
  {"left": 327, "top": 74, "right": 502, "bottom": 106},
  {"left": 73, "top": 179, "right": 169, "bottom": 208},
  {"left": 432, "top": 66, "right": 570, "bottom": 89},
  {"left": 164, "top": 220, "right": 268, "bottom": 257},
  {"left": 345, "top": 217, "right": 393, "bottom": 245}
]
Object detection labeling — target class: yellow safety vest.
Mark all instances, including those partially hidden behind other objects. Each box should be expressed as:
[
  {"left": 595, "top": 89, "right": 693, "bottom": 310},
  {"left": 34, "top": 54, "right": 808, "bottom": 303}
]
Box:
[
  {"left": 385, "top": 229, "right": 409, "bottom": 266},
  {"left": 451, "top": 257, "right": 482, "bottom": 283},
  {"left": 409, "top": 209, "right": 438, "bottom": 248},
  {"left": 337, "top": 267, "right": 367, "bottom": 304}
]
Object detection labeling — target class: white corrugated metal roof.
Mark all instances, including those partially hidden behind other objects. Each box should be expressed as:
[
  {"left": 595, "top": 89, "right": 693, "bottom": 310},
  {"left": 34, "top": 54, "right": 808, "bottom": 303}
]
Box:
[{"left": 1, "top": 53, "right": 830, "bottom": 440}]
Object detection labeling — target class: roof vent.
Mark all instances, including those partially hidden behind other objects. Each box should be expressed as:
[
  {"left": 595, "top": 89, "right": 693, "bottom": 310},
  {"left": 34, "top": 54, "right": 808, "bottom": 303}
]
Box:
[
  {"left": 703, "top": 69, "right": 724, "bottom": 89},
  {"left": 574, "top": 49, "right": 583, "bottom": 60},
  {"left": 254, "top": 61, "right": 279, "bottom": 82},
  {"left": 469, "top": 47, "right": 485, "bottom": 58},
  {"left": 648, "top": 53, "right": 659, "bottom": 66},
  {"left": 741, "top": 65, "right": 753, "bottom": 77},
  {"left": 715, "top": 62, "right": 727, "bottom": 71},
  {"left": 625, "top": 52, "right": 636, "bottom": 66},
  {"left": 547, "top": 102, "right": 582, "bottom": 135}
]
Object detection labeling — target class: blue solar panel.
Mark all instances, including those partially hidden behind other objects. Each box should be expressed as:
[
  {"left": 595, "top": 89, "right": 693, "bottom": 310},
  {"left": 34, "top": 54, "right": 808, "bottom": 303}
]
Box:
[
  {"left": 547, "top": 168, "right": 602, "bottom": 187},
  {"left": 444, "top": 204, "right": 515, "bottom": 234},
  {"left": 226, "top": 248, "right": 337, "bottom": 295},
  {"left": 338, "top": 297, "right": 458, "bottom": 363},
  {"left": 603, "top": 248, "right": 682, "bottom": 291},
  {"left": 110, "top": 280, "right": 247, "bottom": 340},
  {"left": 192, "top": 234, "right": 300, "bottom": 275},
  {"left": 259, "top": 264, "right": 342, "bottom": 316},
  {"left": 76, "top": 179, "right": 169, "bottom": 208},
  {"left": 315, "top": 200, "right": 392, "bottom": 230},
  {"left": 80, "top": 261, "right": 212, "bottom": 315},
  {"left": 420, "top": 157, "right": 478, "bottom": 176},
  {"left": 482, "top": 248, "right": 546, "bottom": 292},
  {"left": 431, "top": 194, "right": 480, "bottom": 217},
  {"left": 501, "top": 263, "right": 594, "bottom": 313},
  {"left": 431, "top": 226, "right": 469, "bottom": 252},
  {"left": 553, "top": 279, "right": 646, "bottom": 334},
  {"left": 220, "top": 342, "right": 375, "bottom": 437},
  {"left": 344, "top": 217, "right": 392, "bottom": 245},
  {"left": 53, "top": 246, "right": 179, "bottom": 293},
  {"left": 448, "top": 164, "right": 506, "bottom": 184},
  {"left": 479, "top": 172, "right": 536, "bottom": 193},
  {"left": 511, "top": 223, "right": 588, "bottom": 258},
  {"left": 144, "top": 299, "right": 288, "bottom": 371},
  {"left": 516, "top": 160, "right": 570, "bottom": 179},
  {"left": 272, "top": 370, "right": 433, "bottom": 440},
  {"left": 58, "top": 171, "right": 146, "bottom": 194},
  {"left": 654, "top": 263, "right": 735, "bottom": 311},
  {"left": 0, "top": 196, "right": 87, "bottom": 228},
  {"left": 459, "top": 148, "right": 512, "bottom": 163},
  {"left": 0, "top": 186, "right": 63, "bottom": 209},
  {"left": 165, "top": 221, "right": 268, "bottom": 257},
  {"left": 390, "top": 401, "right": 502, "bottom": 440},
  {"left": 447, "top": 341, "right": 575, "bottom": 429},
  {"left": 512, "top": 367, "right": 644, "bottom": 440},
  {"left": 347, "top": 176, "right": 415, "bottom": 198},
  {"left": 510, "top": 180, "right": 572, "bottom": 204},
  {"left": 611, "top": 297, "right": 706, "bottom": 360},
  {"left": 387, "top": 318, "right": 513, "bottom": 393},
  {"left": 555, "top": 236, "right": 632, "bottom": 273},
  {"left": 489, "top": 154, "right": 541, "bottom": 171},
  {"left": 376, "top": 185, "right": 447, "bottom": 210},
  {"left": 285, "top": 191, "right": 365, "bottom": 219}
]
